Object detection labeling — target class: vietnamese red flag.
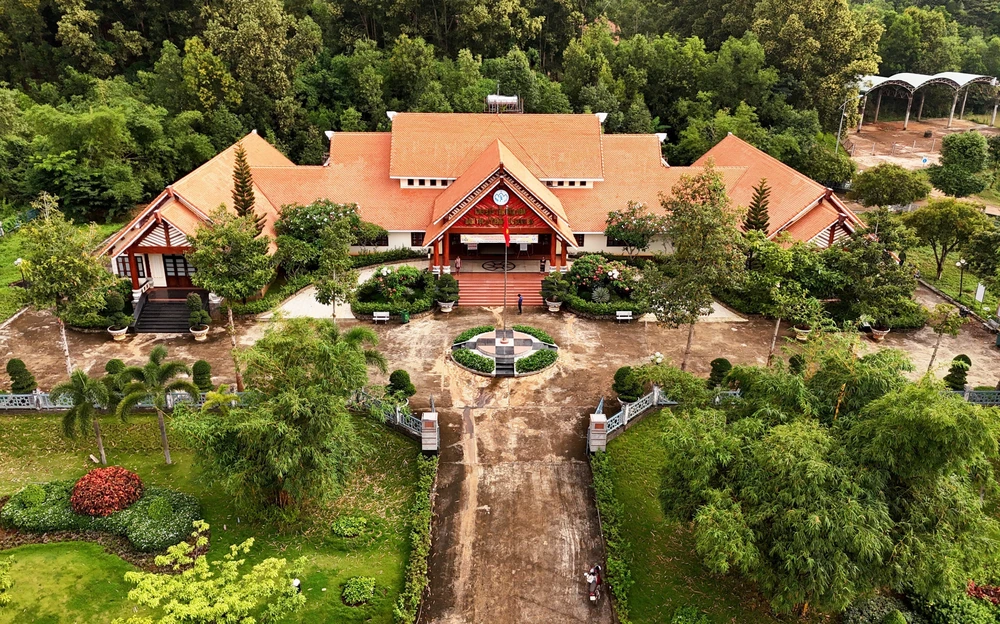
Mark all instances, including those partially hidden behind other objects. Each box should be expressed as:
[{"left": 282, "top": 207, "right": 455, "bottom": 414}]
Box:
[{"left": 503, "top": 213, "right": 510, "bottom": 246}]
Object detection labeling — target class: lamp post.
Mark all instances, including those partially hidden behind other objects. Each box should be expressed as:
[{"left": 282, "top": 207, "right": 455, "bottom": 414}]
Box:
[
  {"left": 956, "top": 258, "right": 968, "bottom": 301},
  {"left": 13, "top": 258, "right": 24, "bottom": 284}
]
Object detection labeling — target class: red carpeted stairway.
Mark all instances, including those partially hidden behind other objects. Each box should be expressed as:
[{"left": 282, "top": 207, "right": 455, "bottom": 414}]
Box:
[{"left": 454, "top": 272, "right": 546, "bottom": 307}]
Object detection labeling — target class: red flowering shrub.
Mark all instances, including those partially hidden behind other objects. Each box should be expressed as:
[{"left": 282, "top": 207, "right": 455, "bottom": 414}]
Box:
[
  {"left": 968, "top": 580, "right": 1000, "bottom": 605},
  {"left": 70, "top": 466, "right": 144, "bottom": 517}
]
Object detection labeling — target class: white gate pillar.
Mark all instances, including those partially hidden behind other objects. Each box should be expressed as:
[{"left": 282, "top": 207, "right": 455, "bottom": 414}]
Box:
[
  {"left": 588, "top": 413, "right": 607, "bottom": 452},
  {"left": 421, "top": 412, "right": 439, "bottom": 452}
]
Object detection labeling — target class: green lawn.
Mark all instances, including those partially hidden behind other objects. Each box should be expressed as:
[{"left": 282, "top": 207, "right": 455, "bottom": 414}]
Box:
[
  {"left": 0, "top": 220, "right": 127, "bottom": 323},
  {"left": 908, "top": 246, "right": 999, "bottom": 317},
  {"left": 606, "top": 410, "right": 793, "bottom": 624},
  {"left": 0, "top": 412, "right": 421, "bottom": 623}
]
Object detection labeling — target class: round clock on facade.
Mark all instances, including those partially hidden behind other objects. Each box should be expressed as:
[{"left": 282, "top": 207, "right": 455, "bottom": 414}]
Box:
[{"left": 492, "top": 189, "right": 509, "bottom": 205}]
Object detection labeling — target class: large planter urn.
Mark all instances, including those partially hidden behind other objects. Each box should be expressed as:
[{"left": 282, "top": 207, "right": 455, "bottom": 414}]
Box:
[
  {"left": 792, "top": 326, "right": 811, "bottom": 342},
  {"left": 545, "top": 299, "right": 563, "bottom": 312},
  {"left": 870, "top": 327, "right": 890, "bottom": 342},
  {"left": 438, "top": 301, "right": 455, "bottom": 313},
  {"left": 190, "top": 325, "right": 209, "bottom": 342},
  {"left": 108, "top": 326, "right": 128, "bottom": 342}
]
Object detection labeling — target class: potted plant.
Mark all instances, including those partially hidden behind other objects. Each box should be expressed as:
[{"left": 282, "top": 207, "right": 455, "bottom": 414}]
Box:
[
  {"left": 187, "top": 293, "right": 211, "bottom": 342},
  {"left": 541, "top": 273, "right": 570, "bottom": 312},
  {"left": 434, "top": 274, "right": 460, "bottom": 313},
  {"left": 772, "top": 283, "right": 826, "bottom": 342},
  {"left": 612, "top": 366, "right": 643, "bottom": 407},
  {"left": 105, "top": 291, "right": 130, "bottom": 341},
  {"left": 858, "top": 313, "right": 891, "bottom": 342}
]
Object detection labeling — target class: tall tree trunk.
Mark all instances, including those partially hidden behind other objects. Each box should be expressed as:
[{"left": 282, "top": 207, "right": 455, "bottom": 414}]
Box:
[
  {"left": 928, "top": 333, "right": 944, "bottom": 372},
  {"left": 58, "top": 317, "right": 72, "bottom": 377},
  {"left": 93, "top": 418, "right": 107, "bottom": 465},
  {"left": 767, "top": 317, "right": 781, "bottom": 367},
  {"left": 157, "top": 408, "right": 172, "bottom": 465},
  {"left": 228, "top": 306, "right": 245, "bottom": 392},
  {"left": 681, "top": 322, "right": 695, "bottom": 371}
]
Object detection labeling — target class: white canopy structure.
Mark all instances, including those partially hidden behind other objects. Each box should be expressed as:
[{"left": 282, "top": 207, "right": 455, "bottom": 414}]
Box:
[{"left": 856, "top": 72, "right": 999, "bottom": 131}]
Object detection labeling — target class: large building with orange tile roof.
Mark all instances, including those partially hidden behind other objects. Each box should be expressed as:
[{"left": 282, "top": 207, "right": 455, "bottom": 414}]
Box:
[{"left": 99, "top": 114, "right": 862, "bottom": 303}]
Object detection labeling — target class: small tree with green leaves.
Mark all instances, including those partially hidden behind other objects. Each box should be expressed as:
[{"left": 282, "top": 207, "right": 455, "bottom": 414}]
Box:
[
  {"left": 51, "top": 369, "right": 111, "bottom": 465},
  {"left": 540, "top": 273, "right": 570, "bottom": 303},
  {"left": 604, "top": 200, "right": 669, "bottom": 257},
  {"left": 928, "top": 131, "right": 990, "bottom": 197},
  {"left": 116, "top": 346, "right": 200, "bottom": 465},
  {"left": 943, "top": 354, "right": 971, "bottom": 391},
  {"left": 926, "top": 304, "right": 967, "bottom": 373},
  {"left": 102, "top": 359, "right": 127, "bottom": 412},
  {"left": 231, "top": 141, "right": 264, "bottom": 234},
  {"left": 743, "top": 178, "right": 770, "bottom": 233},
  {"left": 113, "top": 521, "right": 306, "bottom": 624},
  {"left": 903, "top": 198, "right": 993, "bottom": 279},
  {"left": 434, "top": 274, "right": 460, "bottom": 303},
  {"left": 188, "top": 207, "right": 274, "bottom": 391},
  {"left": 6, "top": 359, "right": 36, "bottom": 394},
  {"left": 314, "top": 218, "right": 357, "bottom": 307},
  {"left": 849, "top": 163, "right": 931, "bottom": 207}
]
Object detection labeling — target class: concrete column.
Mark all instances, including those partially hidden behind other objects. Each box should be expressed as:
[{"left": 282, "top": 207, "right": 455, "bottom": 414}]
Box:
[
  {"left": 948, "top": 91, "right": 960, "bottom": 128},
  {"left": 856, "top": 95, "right": 867, "bottom": 132},
  {"left": 560, "top": 240, "right": 568, "bottom": 271},
  {"left": 432, "top": 240, "right": 439, "bottom": 269},
  {"left": 588, "top": 413, "right": 607, "bottom": 453},
  {"left": 903, "top": 93, "right": 914, "bottom": 130},
  {"left": 549, "top": 235, "right": 556, "bottom": 272},
  {"left": 443, "top": 233, "right": 450, "bottom": 270},
  {"left": 992, "top": 100, "right": 998, "bottom": 127},
  {"left": 960, "top": 88, "right": 969, "bottom": 119},
  {"left": 917, "top": 91, "right": 926, "bottom": 121},
  {"left": 127, "top": 252, "right": 140, "bottom": 289},
  {"left": 874, "top": 89, "right": 883, "bottom": 123},
  {"left": 421, "top": 412, "right": 439, "bottom": 453}
]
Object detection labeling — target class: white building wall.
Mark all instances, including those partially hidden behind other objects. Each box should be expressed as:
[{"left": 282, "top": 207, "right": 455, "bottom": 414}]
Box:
[
  {"left": 570, "top": 234, "right": 674, "bottom": 256},
  {"left": 147, "top": 253, "right": 167, "bottom": 287},
  {"left": 350, "top": 231, "right": 427, "bottom": 254}
]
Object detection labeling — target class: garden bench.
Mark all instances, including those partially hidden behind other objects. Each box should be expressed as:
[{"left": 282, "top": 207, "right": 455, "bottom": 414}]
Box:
[
  {"left": 373, "top": 312, "right": 390, "bottom": 324},
  {"left": 616, "top": 310, "right": 633, "bottom": 323}
]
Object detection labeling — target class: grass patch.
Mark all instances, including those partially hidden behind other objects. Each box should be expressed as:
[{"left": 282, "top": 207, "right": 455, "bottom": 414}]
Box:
[
  {"left": 0, "top": 412, "right": 421, "bottom": 623},
  {"left": 908, "top": 246, "right": 999, "bottom": 317},
  {"left": 605, "top": 409, "right": 790, "bottom": 624}
]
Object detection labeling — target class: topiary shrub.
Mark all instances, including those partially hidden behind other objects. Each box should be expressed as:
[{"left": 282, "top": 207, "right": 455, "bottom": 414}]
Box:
[
  {"left": 788, "top": 354, "right": 806, "bottom": 376},
  {"left": 707, "top": 358, "right": 732, "bottom": 388},
  {"left": 70, "top": 467, "right": 144, "bottom": 517},
  {"left": 922, "top": 594, "right": 995, "bottom": 624},
  {"left": 388, "top": 369, "right": 416, "bottom": 398},
  {"left": 104, "top": 291, "right": 131, "bottom": 330},
  {"left": 944, "top": 354, "right": 971, "bottom": 391},
  {"left": 187, "top": 293, "right": 211, "bottom": 328},
  {"left": 20, "top": 484, "right": 46, "bottom": 507},
  {"left": 433, "top": 273, "right": 460, "bottom": 303},
  {"left": 843, "top": 595, "right": 927, "bottom": 624},
  {"left": 146, "top": 496, "right": 172, "bottom": 521},
  {"left": 342, "top": 576, "right": 376, "bottom": 606},
  {"left": 6, "top": 359, "right": 36, "bottom": 394},
  {"left": 331, "top": 515, "right": 369, "bottom": 538},
  {"left": 192, "top": 360, "right": 213, "bottom": 392},
  {"left": 883, "top": 610, "right": 907, "bottom": 624},
  {"left": 612, "top": 366, "right": 643, "bottom": 403}
]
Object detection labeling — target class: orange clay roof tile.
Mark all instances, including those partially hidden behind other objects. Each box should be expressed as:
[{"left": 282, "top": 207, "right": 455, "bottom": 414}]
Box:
[{"left": 386, "top": 113, "right": 604, "bottom": 179}]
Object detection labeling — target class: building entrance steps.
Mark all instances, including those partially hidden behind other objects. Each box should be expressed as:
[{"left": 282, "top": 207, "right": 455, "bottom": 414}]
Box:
[{"left": 454, "top": 272, "right": 545, "bottom": 307}]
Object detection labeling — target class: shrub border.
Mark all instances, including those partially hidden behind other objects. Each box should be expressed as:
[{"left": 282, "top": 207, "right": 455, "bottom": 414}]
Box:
[
  {"left": 393, "top": 454, "right": 438, "bottom": 623},
  {"left": 514, "top": 349, "right": 559, "bottom": 376},
  {"left": 590, "top": 451, "right": 634, "bottom": 623}
]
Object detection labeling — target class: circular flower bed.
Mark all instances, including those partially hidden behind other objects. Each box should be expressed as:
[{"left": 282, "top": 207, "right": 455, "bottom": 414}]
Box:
[
  {"left": 450, "top": 325, "right": 558, "bottom": 377},
  {"left": 71, "top": 466, "right": 144, "bottom": 517}
]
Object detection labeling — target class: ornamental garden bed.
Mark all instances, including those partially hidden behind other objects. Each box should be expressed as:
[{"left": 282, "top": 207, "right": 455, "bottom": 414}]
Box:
[
  {"left": 351, "top": 265, "right": 435, "bottom": 317},
  {"left": 450, "top": 325, "right": 559, "bottom": 377},
  {"left": 558, "top": 255, "right": 649, "bottom": 319}
]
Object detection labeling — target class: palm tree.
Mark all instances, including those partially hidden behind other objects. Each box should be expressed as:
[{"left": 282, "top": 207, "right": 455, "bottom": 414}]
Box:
[
  {"left": 327, "top": 323, "right": 388, "bottom": 373},
  {"left": 116, "top": 346, "right": 199, "bottom": 465},
  {"left": 51, "top": 369, "right": 111, "bottom": 465}
]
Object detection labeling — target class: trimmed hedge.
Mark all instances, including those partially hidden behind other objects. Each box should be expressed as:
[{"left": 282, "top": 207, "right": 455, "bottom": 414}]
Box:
[
  {"left": 393, "top": 454, "right": 438, "bottom": 623},
  {"left": 590, "top": 452, "right": 634, "bottom": 623},
  {"left": 351, "top": 248, "right": 427, "bottom": 269},
  {"left": 564, "top": 293, "right": 646, "bottom": 319},
  {"left": 222, "top": 273, "right": 313, "bottom": 316},
  {"left": 515, "top": 349, "right": 557, "bottom": 374},
  {"left": 453, "top": 326, "right": 494, "bottom": 344},
  {"left": 512, "top": 324, "right": 554, "bottom": 344},
  {"left": 452, "top": 348, "right": 494, "bottom": 374},
  {"left": 843, "top": 595, "right": 927, "bottom": 624},
  {"left": 351, "top": 297, "right": 433, "bottom": 316},
  {"left": 342, "top": 576, "right": 376, "bottom": 606},
  {"left": 1, "top": 481, "right": 201, "bottom": 552}
]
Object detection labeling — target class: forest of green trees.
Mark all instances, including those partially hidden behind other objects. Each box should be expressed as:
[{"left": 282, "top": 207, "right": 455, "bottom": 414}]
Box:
[{"left": 0, "top": 0, "right": 998, "bottom": 221}]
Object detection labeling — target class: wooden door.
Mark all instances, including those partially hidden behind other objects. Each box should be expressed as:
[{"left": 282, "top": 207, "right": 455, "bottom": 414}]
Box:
[{"left": 163, "top": 255, "right": 195, "bottom": 288}]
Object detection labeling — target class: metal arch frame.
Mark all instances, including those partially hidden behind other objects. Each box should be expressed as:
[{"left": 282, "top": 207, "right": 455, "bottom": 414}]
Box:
[{"left": 857, "top": 73, "right": 999, "bottom": 131}]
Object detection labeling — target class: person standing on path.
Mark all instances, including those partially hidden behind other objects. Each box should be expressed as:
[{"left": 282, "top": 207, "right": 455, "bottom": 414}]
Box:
[
  {"left": 518, "top": 293, "right": 523, "bottom": 314},
  {"left": 455, "top": 256, "right": 462, "bottom": 274}
]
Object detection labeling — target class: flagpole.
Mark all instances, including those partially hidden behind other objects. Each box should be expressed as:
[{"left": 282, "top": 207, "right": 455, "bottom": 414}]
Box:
[{"left": 503, "top": 240, "right": 508, "bottom": 335}]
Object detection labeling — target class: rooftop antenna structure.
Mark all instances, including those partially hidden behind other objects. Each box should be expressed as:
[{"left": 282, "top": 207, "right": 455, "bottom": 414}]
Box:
[{"left": 485, "top": 83, "right": 523, "bottom": 113}]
